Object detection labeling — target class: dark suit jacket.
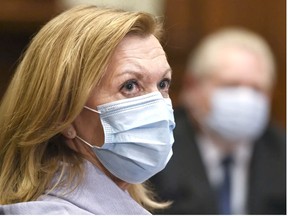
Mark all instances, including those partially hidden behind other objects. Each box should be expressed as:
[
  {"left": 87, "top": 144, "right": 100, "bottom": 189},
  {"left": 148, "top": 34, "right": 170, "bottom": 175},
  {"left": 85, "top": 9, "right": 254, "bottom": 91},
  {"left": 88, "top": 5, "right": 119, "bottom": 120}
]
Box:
[{"left": 151, "top": 108, "right": 286, "bottom": 214}]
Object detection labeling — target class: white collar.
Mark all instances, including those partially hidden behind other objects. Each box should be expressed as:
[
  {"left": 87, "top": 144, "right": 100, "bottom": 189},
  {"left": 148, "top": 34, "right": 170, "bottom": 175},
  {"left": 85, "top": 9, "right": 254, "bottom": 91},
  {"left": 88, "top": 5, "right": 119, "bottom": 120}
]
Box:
[{"left": 196, "top": 134, "right": 254, "bottom": 187}]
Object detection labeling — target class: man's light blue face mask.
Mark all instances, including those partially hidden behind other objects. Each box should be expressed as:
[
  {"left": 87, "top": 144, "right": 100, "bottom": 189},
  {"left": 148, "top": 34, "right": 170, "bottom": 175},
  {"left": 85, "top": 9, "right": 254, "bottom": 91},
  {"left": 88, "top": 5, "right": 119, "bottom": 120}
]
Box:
[
  {"left": 204, "top": 86, "right": 270, "bottom": 142},
  {"left": 76, "top": 92, "right": 176, "bottom": 184}
]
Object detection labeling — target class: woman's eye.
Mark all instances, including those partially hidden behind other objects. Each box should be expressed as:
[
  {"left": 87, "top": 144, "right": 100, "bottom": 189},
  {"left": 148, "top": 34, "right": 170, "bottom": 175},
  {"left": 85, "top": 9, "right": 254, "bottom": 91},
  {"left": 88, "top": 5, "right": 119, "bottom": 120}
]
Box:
[
  {"left": 158, "top": 78, "right": 171, "bottom": 90},
  {"left": 120, "top": 80, "right": 139, "bottom": 95}
]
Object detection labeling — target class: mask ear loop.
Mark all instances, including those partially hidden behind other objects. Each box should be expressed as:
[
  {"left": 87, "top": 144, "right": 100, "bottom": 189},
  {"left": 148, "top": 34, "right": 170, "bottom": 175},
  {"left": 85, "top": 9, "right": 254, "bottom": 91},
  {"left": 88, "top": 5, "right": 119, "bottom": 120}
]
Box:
[
  {"left": 75, "top": 106, "right": 102, "bottom": 148},
  {"left": 76, "top": 135, "right": 102, "bottom": 149},
  {"left": 84, "top": 105, "right": 101, "bottom": 114}
]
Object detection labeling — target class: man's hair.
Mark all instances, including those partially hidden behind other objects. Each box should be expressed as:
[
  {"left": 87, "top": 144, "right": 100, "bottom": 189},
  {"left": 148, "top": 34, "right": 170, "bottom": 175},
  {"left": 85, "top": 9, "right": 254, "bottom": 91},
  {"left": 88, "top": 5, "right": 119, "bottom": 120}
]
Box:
[{"left": 186, "top": 28, "right": 276, "bottom": 88}]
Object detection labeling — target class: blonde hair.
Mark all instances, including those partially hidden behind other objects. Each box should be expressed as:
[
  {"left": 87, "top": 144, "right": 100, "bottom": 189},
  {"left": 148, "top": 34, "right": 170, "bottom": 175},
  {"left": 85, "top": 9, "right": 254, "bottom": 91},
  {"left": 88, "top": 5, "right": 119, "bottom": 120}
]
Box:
[
  {"left": 0, "top": 5, "right": 168, "bottom": 211},
  {"left": 186, "top": 28, "right": 276, "bottom": 89}
]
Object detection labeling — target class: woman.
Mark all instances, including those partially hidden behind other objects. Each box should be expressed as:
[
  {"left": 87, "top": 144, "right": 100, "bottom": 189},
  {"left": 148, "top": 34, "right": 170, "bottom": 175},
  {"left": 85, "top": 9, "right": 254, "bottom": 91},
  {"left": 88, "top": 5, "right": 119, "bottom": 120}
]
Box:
[{"left": 0, "top": 5, "right": 175, "bottom": 214}]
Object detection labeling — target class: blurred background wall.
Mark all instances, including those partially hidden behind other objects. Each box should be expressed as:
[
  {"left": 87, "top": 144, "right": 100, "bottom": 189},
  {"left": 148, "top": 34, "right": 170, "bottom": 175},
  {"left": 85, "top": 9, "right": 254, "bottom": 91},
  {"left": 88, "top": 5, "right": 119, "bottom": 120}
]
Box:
[{"left": 0, "top": 0, "right": 285, "bottom": 128}]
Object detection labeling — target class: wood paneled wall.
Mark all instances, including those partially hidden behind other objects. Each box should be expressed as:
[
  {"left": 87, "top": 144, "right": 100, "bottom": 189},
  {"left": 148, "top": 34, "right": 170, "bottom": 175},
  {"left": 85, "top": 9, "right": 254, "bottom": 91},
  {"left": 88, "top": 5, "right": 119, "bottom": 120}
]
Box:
[
  {"left": 0, "top": 0, "right": 60, "bottom": 99},
  {"left": 164, "top": 0, "right": 286, "bottom": 128},
  {"left": 0, "top": 0, "right": 286, "bottom": 128}
]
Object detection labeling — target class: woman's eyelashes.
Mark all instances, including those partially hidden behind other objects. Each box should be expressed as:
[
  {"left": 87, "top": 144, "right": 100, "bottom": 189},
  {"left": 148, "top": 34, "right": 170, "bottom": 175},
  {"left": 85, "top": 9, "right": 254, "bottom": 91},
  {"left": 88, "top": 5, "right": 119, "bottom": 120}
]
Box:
[
  {"left": 120, "top": 79, "right": 140, "bottom": 96},
  {"left": 120, "top": 77, "right": 171, "bottom": 97},
  {"left": 158, "top": 78, "right": 171, "bottom": 91}
]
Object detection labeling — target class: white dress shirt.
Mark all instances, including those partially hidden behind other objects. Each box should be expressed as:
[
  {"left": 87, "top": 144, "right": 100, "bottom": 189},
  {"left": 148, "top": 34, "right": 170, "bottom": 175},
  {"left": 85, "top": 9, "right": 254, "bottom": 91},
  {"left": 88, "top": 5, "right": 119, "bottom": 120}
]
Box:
[{"left": 197, "top": 134, "right": 254, "bottom": 214}]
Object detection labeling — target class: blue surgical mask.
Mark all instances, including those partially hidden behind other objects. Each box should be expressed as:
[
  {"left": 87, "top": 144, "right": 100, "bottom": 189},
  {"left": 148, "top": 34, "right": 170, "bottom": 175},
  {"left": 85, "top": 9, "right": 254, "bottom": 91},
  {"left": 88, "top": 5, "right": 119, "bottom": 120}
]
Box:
[
  {"left": 76, "top": 92, "right": 175, "bottom": 184},
  {"left": 204, "top": 87, "right": 270, "bottom": 142}
]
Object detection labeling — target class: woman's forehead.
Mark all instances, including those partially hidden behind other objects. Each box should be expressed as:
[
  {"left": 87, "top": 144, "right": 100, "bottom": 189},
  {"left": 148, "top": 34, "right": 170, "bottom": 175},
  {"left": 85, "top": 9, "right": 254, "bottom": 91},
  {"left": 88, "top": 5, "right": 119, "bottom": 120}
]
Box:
[{"left": 102, "top": 34, "right": 169, "bottom": 78}]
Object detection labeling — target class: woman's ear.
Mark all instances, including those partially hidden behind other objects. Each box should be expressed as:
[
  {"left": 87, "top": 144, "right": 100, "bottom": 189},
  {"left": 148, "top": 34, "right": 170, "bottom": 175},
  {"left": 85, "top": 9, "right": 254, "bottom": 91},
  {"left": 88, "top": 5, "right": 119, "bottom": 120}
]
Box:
[{"left": 61, "top": 125, "right": 77, "bottom": 139}]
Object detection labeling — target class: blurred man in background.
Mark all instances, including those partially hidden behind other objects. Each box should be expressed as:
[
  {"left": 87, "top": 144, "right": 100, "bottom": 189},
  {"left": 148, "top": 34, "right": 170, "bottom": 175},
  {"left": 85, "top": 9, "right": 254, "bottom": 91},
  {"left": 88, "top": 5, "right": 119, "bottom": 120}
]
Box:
[{"left": 151, "top": 28, "right": 286, "bottom": 214}]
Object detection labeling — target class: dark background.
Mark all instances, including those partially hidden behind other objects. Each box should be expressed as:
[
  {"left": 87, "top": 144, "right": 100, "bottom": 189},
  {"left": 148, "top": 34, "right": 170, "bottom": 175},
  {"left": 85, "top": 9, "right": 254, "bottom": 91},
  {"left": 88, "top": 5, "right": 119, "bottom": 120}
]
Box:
[{"left": 0, "top": 0, "right": 285, "bottom": 128}]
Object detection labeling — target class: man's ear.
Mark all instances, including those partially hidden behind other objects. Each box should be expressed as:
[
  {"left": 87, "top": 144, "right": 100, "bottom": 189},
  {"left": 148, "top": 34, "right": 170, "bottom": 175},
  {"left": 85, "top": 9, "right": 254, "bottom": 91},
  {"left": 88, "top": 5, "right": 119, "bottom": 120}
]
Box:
[
  {"left": 182, "top": 73, "right": 198, "bottom": 90},
  {"left": 61, "top": 125, "right": 77, "bottom": 139}
]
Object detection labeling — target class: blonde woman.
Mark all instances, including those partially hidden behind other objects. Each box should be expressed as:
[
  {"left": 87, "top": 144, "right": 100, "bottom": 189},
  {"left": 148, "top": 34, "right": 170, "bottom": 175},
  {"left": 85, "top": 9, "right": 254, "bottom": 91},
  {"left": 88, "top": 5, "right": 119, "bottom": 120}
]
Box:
[{"left": 0, "top": 5, "right": 175, "bottom": 214}]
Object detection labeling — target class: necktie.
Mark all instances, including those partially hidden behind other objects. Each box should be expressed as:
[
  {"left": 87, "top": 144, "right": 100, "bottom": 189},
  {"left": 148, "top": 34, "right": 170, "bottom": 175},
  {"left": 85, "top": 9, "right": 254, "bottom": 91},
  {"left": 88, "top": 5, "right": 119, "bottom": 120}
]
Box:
[{"left": 218, "top": 155, "right": 233, "bottom": 214}]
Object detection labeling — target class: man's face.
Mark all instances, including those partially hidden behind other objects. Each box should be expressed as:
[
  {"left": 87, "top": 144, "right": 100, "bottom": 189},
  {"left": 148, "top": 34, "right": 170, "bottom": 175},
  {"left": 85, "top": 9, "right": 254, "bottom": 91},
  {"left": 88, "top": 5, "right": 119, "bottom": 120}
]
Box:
[
  {"left": 209, "top": 46, "right": 270, "bottom": 94},
  {"left": 188, "top": 46, "right": 271, "bottom": 122}
]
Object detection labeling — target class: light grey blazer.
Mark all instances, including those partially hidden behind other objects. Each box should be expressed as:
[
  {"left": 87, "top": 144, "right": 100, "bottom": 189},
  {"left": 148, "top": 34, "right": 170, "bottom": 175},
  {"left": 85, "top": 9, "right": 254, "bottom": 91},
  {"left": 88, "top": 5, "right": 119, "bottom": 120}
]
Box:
[{"left": 0, "top": 160, "right": 151, "bottom": 215}]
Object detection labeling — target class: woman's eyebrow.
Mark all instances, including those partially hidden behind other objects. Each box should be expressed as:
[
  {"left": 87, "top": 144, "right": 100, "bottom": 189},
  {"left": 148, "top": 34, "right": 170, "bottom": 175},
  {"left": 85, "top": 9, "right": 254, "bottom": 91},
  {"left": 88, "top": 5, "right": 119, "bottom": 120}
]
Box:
[
  {"left": 163, "top": 68, "right": 173, "bottom": 76},
  {"left": 116, "top": 70, "right": 144, "bottom": 79},
  {"left": 116, "top": 67, "right": 172, "bottom": 79}
]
